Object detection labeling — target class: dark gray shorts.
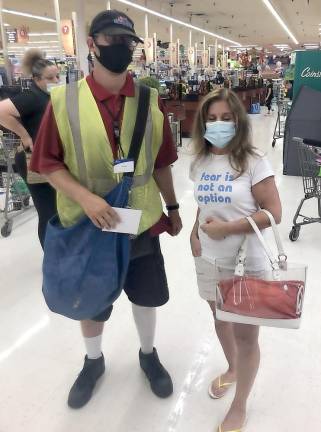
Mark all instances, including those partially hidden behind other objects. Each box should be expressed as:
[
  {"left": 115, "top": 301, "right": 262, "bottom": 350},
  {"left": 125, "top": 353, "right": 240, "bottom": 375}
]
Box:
[{"left": 92, "top": 232, "right": 169, "bottom": 322}]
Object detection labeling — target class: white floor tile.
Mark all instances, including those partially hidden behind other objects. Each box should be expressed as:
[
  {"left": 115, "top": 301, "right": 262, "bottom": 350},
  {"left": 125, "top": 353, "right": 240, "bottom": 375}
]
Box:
[{"left": 0, "top": 111, "right": 320, "bottom": 432}]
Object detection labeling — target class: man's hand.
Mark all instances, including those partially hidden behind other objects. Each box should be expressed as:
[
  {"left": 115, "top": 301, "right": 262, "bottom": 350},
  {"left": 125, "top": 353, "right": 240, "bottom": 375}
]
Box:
[
  {"left": 80, "top": 193, "right": 120, "bottom": 230},
  {"left": 21, "top": 135, "right": 33, "bottom": 152},
  {"left": 190, "top": 232, "right": 202, "bottom": 257},
  {"left": 200, "top": 217, "right": 231, "bottom": 240},
  {"left": 168, "top": 210, "right": 183, "bottom": 236}
]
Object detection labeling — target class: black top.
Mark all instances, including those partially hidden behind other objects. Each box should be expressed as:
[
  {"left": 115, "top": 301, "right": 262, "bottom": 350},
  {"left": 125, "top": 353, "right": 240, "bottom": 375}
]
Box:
[
  {"left": 267, "top": 83, "right": 274, "bottom": 100},
  {"left": 10, "top": 82, "right": 50, "bottom": 141},
  {"left": 216, "top": 75, "right": 225, "bottom": 85}
]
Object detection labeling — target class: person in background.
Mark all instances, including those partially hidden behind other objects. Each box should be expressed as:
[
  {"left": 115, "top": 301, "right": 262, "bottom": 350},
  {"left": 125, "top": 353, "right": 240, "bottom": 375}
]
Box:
[
  {"left": 0, "top": 49, "right": 59, "bottom": 247},
  {"left": 265, "top": 79, "right": 274, "bottom": 115},
  {"left": 190, "top": 88, "right": 281, "bottom": 431},
  {"left": 216, "top": 71, "right": 225, "bottom": 86},
  {"left": 31, "top": 10, "right": 182, "bottom": 410}
]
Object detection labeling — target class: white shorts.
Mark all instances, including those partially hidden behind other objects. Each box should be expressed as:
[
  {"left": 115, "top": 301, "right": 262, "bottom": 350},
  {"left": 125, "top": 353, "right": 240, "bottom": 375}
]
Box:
[{"left": 194, "top": 257, "right": 218, "bottom": 302}]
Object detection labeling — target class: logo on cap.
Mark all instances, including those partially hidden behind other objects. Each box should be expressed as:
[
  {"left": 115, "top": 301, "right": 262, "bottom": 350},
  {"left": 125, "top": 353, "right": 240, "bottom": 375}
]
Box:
[{"left": 114, "top": 16, "right": 133, "bottom": 29}]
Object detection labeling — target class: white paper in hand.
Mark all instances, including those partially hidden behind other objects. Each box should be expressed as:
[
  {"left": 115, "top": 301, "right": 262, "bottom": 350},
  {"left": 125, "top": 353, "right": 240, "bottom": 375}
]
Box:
[{"left": 102, "top": 208, "right": 142, "bottom": 235}]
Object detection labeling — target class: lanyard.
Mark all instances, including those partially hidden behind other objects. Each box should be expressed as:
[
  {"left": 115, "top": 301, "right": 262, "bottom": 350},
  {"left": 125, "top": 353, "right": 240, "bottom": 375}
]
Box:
[{"left": 103, "top": 99, "right": 125, "bottom": 159}]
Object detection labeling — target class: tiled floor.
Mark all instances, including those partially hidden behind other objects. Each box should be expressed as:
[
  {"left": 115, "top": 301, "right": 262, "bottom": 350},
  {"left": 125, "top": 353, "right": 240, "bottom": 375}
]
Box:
[{"left": 0, "top": 111, "right": 320, "bottom": 432}]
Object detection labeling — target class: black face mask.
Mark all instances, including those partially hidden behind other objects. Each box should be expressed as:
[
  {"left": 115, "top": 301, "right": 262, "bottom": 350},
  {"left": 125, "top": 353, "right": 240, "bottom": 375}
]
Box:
[{"left": 94, "top": 43, "right": 133, "bottom": 73}]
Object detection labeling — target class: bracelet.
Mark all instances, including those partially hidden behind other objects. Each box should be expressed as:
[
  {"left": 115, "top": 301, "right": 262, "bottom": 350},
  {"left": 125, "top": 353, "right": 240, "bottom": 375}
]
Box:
[{"left": 166, "top": 204, "right": 179, "bottom": 211}]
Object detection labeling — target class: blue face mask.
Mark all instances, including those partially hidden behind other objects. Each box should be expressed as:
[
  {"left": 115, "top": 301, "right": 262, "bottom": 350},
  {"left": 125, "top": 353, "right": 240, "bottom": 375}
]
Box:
[{"left": 204, "top": 121, "right": 236, "bottom": 149}]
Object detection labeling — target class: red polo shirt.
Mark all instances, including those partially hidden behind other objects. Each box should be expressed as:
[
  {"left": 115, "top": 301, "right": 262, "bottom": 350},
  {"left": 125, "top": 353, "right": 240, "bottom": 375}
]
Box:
[{"left": 31, "top": 73, "right": 176, "bottom": 235}]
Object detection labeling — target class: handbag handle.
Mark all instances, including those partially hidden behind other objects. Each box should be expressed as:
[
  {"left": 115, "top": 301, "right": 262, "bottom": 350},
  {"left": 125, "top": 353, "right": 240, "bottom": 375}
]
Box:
[
  {"left": 234, "top": 210, "right": 286, "bottom": 279},
  {"left": 260, "top": 209, "right": 287, "bottom": 261}
]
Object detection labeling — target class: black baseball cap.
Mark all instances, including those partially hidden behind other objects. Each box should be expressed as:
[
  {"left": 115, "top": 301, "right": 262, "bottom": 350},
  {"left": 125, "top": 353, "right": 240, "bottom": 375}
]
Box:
[{"left": 89, "top": 10, "right": 143, "bottom": 43}]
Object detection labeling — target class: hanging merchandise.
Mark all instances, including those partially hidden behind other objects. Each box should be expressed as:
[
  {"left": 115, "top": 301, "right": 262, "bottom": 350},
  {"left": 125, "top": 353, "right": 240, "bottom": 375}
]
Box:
[
  {"left": 202, "top": 50, "right": 209, "bottom": 68},
  {"left": 170, "top": 42, "right": 178, "bottom": 66},
  {"left": 61, "top": 19, "right": 76, "bottom": 56},
  {"left": 188, "top": 47, "right": 195, "bottom": 67},
  {"left": 17, "top": 26, "right": 29, "bottom": 44},
  {"left": 144, "top": 37, "right": 155, "bottom": 64}
]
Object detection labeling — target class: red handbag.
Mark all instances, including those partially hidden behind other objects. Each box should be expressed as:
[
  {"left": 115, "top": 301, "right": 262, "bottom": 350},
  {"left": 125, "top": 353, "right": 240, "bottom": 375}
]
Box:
[
  {"left": 218, "top": 277, "right": 305, "bottom": 319},
  {"left": 216, "top": 210, "right": 307, "bottom": 329}
]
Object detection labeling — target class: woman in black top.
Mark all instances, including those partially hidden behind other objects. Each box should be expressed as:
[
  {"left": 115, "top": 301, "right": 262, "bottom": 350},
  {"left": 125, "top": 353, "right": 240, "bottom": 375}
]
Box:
[
  {"left": 0, "top": 49, "right": 59, "bottom": 248},
  {"left": 265, "top": 79, "right": 274, "bottom": 115}
]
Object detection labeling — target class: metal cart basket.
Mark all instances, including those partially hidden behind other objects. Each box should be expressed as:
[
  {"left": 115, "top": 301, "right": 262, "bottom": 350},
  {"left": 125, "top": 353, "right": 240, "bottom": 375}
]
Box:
[
  {"left": 272, "top": 100, "right": 292, "bottom": 148},
  {"left": 289, "top": 137, "right": 321, "bottom": 241},
  {"left": 0, "top": 132, "right": 32, "bottom": 237}
]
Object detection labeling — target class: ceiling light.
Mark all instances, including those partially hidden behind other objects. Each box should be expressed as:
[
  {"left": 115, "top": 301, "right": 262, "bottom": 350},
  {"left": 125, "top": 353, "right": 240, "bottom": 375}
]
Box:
[
  {"left": 29, "top": 33, "right": 58, "bottom": 37},
  {"left": 113, "top": 0, "right": 241, "bottom": 46},
  {"left": 261, "top": 0, "right": 299, "bottom": 44},
  {"left": 2, "top": 8, "right": 56, "bottom": 23},
  {"left": 28, "top": 41, "right": 59, "bottom": 44},
  {"left": 4, "top": 23, "right": 10, "bottom": 27}
]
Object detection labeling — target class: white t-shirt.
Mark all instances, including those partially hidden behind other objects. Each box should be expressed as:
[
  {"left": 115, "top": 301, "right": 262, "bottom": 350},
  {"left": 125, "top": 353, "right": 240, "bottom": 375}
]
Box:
[{"left": 190, "top": 152, "right": 274, "bottom": 264}]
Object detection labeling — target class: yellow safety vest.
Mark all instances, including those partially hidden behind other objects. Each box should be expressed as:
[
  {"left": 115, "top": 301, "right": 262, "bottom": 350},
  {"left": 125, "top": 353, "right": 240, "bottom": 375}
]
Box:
[{"left": 51, "top": 78, "right": 164, "bottom": 234}]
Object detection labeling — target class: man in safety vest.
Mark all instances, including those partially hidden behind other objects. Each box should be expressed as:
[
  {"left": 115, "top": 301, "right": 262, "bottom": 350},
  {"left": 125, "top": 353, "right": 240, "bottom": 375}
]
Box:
[{"left": 31, "top": 10, "right": 182, "bottom": 409}]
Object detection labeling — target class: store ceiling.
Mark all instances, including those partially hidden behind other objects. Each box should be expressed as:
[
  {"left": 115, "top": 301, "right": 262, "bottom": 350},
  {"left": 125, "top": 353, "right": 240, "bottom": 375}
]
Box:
[{"left": 2, "top": 0, "right": 321, "bottom": 52}]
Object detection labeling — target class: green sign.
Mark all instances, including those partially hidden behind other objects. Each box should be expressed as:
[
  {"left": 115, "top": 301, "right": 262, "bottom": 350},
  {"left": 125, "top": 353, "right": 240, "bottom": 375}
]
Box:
[{"left": 294, "top": 50, "right": 321, "bottom": 99}]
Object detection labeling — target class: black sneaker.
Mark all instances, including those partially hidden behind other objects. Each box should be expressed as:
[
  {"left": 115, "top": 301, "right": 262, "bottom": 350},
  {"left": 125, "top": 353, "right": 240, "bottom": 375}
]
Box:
[
  {"left": 68, "top": 354, "right": 105, "bottom": 409},
  {"left": 139, "top": 348, "right": 173, "bottom": 398}
]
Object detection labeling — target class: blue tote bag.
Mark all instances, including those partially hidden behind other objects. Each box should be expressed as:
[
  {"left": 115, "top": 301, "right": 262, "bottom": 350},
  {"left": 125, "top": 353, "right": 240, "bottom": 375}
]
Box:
[{"left": 42, "top": 84, "right": 151, "bottom": 320}]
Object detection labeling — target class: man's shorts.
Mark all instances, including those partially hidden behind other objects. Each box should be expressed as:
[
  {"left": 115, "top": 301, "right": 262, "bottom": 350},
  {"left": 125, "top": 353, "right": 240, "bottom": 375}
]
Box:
[{"left": 92, "top": 231, "right": 169, "bottom": 322}]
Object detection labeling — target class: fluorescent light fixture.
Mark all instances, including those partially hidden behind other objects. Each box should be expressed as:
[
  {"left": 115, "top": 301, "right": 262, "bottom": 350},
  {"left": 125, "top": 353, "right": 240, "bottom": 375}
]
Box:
[
  {"left": 2, "top": 8, "right": 56, "bottom": 23},
  {"left": 113, "top": 0, "right": 241, "bottom": 46},
  {"left": 4, "top": 23, "right": 10, "bottom": 27},
  {"left": 28, "top": 41, "right": 59, "bottom": 44},
  {"left": 29, "top": 33, "right": 58, "bottom": 37},
  {"left": 261, "top": 0, "right": 299, "bottom": 44}
]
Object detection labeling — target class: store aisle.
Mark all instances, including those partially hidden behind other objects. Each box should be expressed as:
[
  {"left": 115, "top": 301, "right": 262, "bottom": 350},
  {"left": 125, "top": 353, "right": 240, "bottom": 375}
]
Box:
[{"left": 0, "top": 112, "right": 320, "bottom": 432}]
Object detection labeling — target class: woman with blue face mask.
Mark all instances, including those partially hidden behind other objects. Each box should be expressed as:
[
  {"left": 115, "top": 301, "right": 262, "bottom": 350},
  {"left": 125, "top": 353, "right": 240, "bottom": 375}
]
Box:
[{"left": 190, "top": 88, "right": 282, "bottom": 432}]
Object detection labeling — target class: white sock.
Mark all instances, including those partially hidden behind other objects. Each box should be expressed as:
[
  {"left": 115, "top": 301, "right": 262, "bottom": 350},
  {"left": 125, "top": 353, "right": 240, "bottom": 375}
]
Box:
[
  {"left": 132, "top": 304, "right": 156, "bottom": 354},
  {"left": 84, "top": 335, "right": 103, "bottom": 360}
]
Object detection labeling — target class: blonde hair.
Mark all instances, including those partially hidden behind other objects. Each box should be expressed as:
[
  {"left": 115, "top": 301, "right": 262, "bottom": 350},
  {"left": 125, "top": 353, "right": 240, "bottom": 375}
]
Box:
[
  {"left": 191, "top": 88, "right": 258, "bottom": 175},
  {"left": 22, "top": 49, "right": 54, "bottom": 78}
]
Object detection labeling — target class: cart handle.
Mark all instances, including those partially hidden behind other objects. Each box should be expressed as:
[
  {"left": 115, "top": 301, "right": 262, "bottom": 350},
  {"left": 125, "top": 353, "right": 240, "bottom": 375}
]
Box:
[{"left": 293, "top": 137, "right": 321, "bottom": 147}]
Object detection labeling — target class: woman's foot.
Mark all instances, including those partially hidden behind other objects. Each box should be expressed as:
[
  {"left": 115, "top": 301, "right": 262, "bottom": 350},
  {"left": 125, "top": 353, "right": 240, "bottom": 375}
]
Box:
[
  {"left": 209, "top": 370, "right": 236, "bottom": 399},
  {"left": 219, "top": 402, "right": 246, "bottom": 431}
]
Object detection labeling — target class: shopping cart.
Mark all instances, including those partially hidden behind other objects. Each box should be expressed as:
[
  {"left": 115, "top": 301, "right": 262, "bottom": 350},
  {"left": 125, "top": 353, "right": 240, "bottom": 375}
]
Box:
[
  {"left": 289, "top": 137, "right": 321, "bottom": 242},
  {"left": 0, "top": 132, "right": 32, "bottom": 238},
  {"left": 272, "top": 100, "right": 292, "bottom": 148}
]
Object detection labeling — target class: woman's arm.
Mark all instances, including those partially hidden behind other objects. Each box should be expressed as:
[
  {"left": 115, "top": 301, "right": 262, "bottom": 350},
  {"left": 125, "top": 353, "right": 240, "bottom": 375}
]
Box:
[
  {"left": 0, "top": 99, "right": 33, "bottom": 150},
  {"left": 201, "top": 176, "right": 282, "bottom": 240},
  {"left": 190, "top": 208, "right": 202, "bottom": 257}
]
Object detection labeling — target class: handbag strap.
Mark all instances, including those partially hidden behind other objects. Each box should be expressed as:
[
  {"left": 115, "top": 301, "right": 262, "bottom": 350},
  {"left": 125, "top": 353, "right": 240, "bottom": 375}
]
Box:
[
  {"left": 125, "top": 84, "right": 151, "bottom": 179},
  {"left": 260, "top": 209, "right": 287, "bottom": 260},
  {"left": 246, "top": 216, "right": 281, "bottom": 277},
  {"left": 235, "top": 210, "right": 286, "bottom": 278}
]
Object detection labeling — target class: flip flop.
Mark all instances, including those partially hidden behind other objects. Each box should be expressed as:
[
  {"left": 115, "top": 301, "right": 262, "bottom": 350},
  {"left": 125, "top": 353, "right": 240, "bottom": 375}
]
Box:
[
  {"left": 208, "top": 375, "right": 235, "bottom": 399},
  {"left": 217, "top": 427, "right": 242, "bottom": 432},
  {"left": 217, "top": 417, "right": 247, "bottom": 431}
]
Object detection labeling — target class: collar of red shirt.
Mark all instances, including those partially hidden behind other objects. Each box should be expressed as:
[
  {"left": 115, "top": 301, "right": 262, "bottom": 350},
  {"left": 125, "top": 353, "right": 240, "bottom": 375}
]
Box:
[{"left": 86, "top": 73, "right": 135, "bottom": 102}]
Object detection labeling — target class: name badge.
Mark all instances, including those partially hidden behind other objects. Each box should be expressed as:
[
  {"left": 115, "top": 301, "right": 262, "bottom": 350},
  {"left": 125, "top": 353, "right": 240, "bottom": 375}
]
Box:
[{"left": 113, "top": 158, "right": 135, "bottom": 174}]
